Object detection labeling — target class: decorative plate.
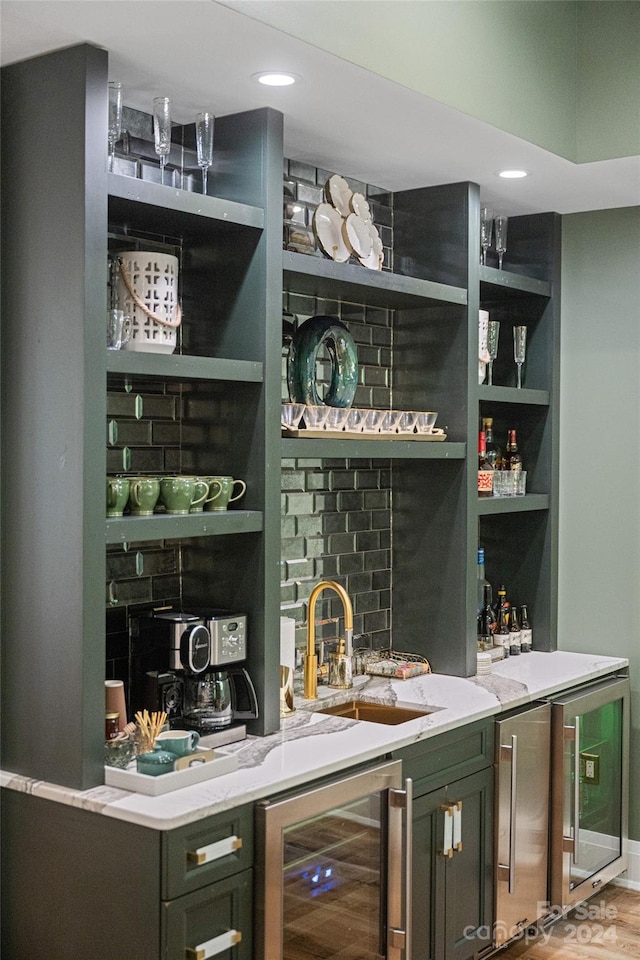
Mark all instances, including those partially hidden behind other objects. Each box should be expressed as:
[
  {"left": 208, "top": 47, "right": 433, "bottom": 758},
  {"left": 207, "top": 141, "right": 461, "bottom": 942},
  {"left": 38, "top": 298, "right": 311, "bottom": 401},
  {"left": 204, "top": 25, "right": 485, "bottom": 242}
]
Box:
[
  {"left": 350, "top": 192, "right": 371, "bottom": 221},
  {"left": 358, "top": 220, "right": 384, "bottom": 270},
  {"left": 313, "top": 202, "right": 350, "bottom": 262},
  {"left": 325, "top": 174, "right": 353, "bottom": 217},
  {"left": 343, "top": 213, "right": 373, "bottom": 260}
]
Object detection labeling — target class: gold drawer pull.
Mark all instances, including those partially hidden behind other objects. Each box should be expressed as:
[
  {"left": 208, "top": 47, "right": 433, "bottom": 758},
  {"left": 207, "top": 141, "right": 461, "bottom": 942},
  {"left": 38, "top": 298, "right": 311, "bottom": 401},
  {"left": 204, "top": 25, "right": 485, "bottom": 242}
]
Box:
[
  {"left": 186, "top": 929, "right": 242, "bottom": 960},
  {"left": 187, "top": 835, "right": 242, "bottom": 867}
]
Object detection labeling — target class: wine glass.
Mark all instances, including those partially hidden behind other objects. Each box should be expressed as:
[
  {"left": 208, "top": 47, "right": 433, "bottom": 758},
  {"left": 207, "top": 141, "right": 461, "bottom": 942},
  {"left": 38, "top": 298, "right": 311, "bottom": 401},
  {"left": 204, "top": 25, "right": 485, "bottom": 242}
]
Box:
[
  {"left": 153, "top": 97, "right": 172, "bottom": 185},
  {"left": 486, "top": 320, "right": 500, "bottom": 385},
  {"left": 495, "top": 215, "right": 508, "bottom": 270},
  {"left": 480, "top": 206, "right": 493, "bottom": 265},
  {"left": 108, "top": 81, "right": 122, "bottom": 172},
  {"left": 195, "top": 112, "right": 214, "bottom": 196},
  {"left": 513, "top": 325, "right": 527, "bottom": 388}
]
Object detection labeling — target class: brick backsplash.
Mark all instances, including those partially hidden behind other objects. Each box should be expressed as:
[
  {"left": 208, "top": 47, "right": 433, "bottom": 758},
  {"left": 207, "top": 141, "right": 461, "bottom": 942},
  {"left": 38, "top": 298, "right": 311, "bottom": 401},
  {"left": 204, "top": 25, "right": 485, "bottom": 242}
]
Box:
[
  {"left": 281, "top": 161, "right": 394, "bottom": 663},
  {"left": 106, "top": 161, "right": 396, "bottom": 685}
]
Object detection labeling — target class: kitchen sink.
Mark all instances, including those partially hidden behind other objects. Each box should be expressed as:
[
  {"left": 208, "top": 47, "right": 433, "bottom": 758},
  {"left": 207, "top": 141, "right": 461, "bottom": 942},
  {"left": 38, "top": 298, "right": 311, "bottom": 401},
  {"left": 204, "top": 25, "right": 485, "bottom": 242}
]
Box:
[{"left": 318, "top": 700, "right": 433, "bottom": 725}]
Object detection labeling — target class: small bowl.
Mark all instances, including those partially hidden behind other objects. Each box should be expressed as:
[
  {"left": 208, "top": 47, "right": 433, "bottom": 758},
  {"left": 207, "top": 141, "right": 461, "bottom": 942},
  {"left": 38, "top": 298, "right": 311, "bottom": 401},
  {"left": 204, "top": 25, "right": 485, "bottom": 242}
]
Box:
[
  {"left": 281, "top": 402, "right": 305, "bottom": 430},
  {"left": 345, "top": 407, "right": 365, "bottom": 432},
  {"left": 324, "top": 406, "right": 350, "bottom": 431},
  {"left": 302, "top": 405, "right": 329, "bottom": 430},
  {"left": 415, "top": 411, "right": 438, "bottom": 434},
  {"left": 380, "top": 410, "right": 402, "bottom": 434},
  {"left": 397, "top": 411, "right": 418, "bottom": 434},
  {"left": 361, "top": 409, "right": 384, "bottom": 433}
]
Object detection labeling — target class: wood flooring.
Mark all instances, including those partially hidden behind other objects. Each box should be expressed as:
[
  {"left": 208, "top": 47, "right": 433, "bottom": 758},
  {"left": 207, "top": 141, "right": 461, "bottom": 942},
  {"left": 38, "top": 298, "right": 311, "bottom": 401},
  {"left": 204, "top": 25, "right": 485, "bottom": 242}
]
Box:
[{"left": 496, "top": 884, "right": 640, "bottom": 959}]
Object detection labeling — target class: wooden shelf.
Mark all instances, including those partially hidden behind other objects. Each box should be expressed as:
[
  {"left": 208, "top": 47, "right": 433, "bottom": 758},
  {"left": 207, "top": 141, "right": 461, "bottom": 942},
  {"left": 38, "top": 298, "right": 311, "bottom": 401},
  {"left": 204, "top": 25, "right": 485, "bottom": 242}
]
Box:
[
  {"left": 108, "top": 172, "right": 264, "bottom": 232},
  {"left": 106, "top": 351, "right": 263, "bottom": 383},
  {"left": 480, "top": 265, "right": 551, "bottom": 298},
  {"left": 281, "top": 438, "right": 466, "bottom": 460},
  {"left": 283, "top": 250, "right": 467, "bottom": 310},
  {"left": 478, "top": 385, "right": 550, "bottom": 406},
  {"left": 476, "top": 494, "right": 550, "bottom": 516},
  {"left": 105, "top": 510, "right": 263, "bottom": 544}
]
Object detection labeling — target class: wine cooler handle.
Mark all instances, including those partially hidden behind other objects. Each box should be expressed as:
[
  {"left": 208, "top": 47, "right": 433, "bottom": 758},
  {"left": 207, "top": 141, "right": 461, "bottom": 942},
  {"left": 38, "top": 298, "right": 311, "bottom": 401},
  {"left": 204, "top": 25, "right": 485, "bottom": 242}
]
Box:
[
  {"left": 404, "top": 778, "right": 413, "bottom": 960},
  {"left": 387, "top": 779, "right": 413, "bottom": 960},
  {"left": 573, "top": 721, "right": 581, "bottom": 865},
  {"left": 508, "top": 734, "right": 518, "bottom": 893},
  {"left": 186, "top": 929, "right": 241, "bottom": 960}
]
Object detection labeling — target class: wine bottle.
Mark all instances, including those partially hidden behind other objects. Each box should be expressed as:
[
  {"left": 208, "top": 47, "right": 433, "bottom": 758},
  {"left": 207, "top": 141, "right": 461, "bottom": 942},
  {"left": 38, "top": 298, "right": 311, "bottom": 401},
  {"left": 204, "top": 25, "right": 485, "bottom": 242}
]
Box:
[
  {"left": 481, "top": 417, "right": 500, "bottom": 469},
  {"left": 520, "top": 604, "right": 532, "bottom": 652},
  {"left": 478, "top": 431, "right": 494, "bottom": 497},
  {"left": 494, "top": 586, "right": 509, "bottom": 658},
  {"left": 509, "top": 604, "right": 521, "bottom": 656},
  {"left": 505, "top": 429, "right": 523, "bottom": 471},
  {"left": 478, "top": 582, "right": 495, "bottom": 652}
]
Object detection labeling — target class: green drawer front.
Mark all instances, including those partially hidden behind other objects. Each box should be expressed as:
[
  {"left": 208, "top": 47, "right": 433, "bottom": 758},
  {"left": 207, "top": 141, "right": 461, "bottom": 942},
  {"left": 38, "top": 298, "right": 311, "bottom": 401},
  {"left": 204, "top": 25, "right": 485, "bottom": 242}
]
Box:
[
  {"left": 162, "top": 868, "right": 253, "bottom": 960},
  {"left": 162, "top": 804, "right": 254, "bottom": 900},
  {"left": 394, "top": 718, "right": 494, "bottom": 793}
]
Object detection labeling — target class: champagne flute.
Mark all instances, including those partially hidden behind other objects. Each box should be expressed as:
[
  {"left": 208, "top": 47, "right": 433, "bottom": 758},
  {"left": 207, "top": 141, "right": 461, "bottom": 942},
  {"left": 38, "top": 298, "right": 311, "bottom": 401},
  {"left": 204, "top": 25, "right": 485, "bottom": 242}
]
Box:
[
  {"left": 513, "top": 325, "right": 527, "bottom": 388},
  {"left": 195, "top": 112, "right": 214, "bottom": 196},
  {"left": 108, "top": 81, "right": 122, "bottom": 172},
  {"left": 153, "top": 97, "right": 172, "bottom": 185},
  {"left": 486, "top": 320, "right": 500, "bottom": 386},
  {"left": 480, "top": 206, "right": 493, "bottom": 266},
  {"left": 495, "top": 214, "right": 508, "bottom": 270}
]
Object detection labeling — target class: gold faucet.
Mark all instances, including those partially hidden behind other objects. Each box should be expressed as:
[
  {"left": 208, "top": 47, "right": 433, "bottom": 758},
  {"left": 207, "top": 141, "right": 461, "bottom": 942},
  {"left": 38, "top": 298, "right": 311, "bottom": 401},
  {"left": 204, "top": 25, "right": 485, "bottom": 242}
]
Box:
[{"left": 304, "top": 580, "right": 354, "bottom": 699}]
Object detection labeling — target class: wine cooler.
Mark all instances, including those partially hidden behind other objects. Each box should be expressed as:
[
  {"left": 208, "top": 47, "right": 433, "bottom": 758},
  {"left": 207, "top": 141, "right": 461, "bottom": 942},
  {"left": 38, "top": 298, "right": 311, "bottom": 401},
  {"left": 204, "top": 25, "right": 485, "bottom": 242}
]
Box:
[
  {"left": 550, "top": 675, "right": 630, "bottom": 914},
  {"left": 255, "top": 760, "right": 412, "bottom": 960}
]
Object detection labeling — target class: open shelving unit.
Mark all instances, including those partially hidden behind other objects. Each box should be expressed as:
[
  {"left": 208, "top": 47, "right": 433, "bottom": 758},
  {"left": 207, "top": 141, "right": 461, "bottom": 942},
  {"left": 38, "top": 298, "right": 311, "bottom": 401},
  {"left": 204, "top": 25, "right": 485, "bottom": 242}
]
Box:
[{"left": 1, "top": 42, "right": 560, "bottom": 790}]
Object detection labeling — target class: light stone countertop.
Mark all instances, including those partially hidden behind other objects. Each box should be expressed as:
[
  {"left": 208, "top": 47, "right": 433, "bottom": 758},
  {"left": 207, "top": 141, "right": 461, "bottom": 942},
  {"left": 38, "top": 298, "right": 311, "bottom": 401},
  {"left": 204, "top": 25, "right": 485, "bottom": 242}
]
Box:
[{"left": 0, "top": 651, "right": 627, "bottom": 831}]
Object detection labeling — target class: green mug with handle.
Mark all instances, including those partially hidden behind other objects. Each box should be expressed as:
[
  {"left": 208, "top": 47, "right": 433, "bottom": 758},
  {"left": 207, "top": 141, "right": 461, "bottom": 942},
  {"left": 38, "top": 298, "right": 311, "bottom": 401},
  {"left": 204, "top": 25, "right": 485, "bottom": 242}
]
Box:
[{"left": 203, "top": 476, "right": 246, "bottom": 512}]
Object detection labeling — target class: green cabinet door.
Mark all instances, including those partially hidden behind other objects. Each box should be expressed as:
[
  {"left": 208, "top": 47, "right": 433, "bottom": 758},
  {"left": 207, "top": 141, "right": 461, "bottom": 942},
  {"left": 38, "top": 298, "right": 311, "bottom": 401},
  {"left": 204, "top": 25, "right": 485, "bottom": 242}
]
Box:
[{"left": 411, "top": 767, "right": 494, "bottom": 960}]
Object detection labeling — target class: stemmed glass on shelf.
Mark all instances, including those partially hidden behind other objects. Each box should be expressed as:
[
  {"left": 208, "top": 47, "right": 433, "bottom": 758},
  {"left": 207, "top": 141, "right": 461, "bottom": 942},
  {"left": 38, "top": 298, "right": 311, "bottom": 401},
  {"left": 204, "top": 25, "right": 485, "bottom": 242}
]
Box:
[
  {"left": 513, "top": 325, "right": 527, "bottom": 388},
  {"left": 195, "top": 112, "right": 215, "bottom": 196},
  {"left": 153, "top": 97, "right": 172, "bottom": 185},
  {"left": 108, "top": 82, "right": 122, "bottom": 172},
  {"left": 480, "top": 207, "right": 493, "bottom": 266},
  {"left": 495, "top": 214, "right": 508, "bottom": 270},
  {"left": 486, "top": 320, "right": 500, "bottom": 386}
]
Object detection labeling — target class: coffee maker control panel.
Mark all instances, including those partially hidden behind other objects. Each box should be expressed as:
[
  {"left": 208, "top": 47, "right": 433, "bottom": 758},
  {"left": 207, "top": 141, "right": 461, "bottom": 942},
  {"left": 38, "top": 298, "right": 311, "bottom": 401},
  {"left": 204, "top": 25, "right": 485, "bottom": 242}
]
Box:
[{"left": 206, "top": 612, "right": 247, "bottom": 665}]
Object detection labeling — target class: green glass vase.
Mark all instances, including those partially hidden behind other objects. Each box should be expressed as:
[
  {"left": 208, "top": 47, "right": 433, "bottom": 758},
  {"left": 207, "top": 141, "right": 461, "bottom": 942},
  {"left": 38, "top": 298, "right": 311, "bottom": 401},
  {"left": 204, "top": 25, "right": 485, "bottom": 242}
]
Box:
[{"left": 287, "top": 315, "right": 358, "bottom": 407}]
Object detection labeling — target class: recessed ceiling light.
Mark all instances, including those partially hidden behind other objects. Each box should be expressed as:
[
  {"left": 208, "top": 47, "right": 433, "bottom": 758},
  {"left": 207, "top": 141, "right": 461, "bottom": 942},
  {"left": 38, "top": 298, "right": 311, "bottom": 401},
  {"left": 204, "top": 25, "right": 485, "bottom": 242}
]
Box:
[
  {"left": 253, "top": 71, "right": 298, "bottom": 87},
  {"left": 498, "top": 169, "right": 530, "bottom": 179}
]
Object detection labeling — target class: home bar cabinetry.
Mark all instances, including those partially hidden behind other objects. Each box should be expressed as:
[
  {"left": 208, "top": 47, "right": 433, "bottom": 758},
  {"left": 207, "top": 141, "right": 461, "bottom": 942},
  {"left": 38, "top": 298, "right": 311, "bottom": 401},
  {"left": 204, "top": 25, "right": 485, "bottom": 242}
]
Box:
[{"left": 1, "top": 43, "right": 559, "bottom": 788}]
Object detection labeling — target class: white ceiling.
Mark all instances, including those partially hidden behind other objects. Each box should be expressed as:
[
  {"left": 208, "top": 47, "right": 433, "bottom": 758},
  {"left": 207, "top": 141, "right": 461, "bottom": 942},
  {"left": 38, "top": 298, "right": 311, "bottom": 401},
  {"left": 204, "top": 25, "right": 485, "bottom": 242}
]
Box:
[{"left": 2, "top": 0, "right": 639, "bottom": 216}]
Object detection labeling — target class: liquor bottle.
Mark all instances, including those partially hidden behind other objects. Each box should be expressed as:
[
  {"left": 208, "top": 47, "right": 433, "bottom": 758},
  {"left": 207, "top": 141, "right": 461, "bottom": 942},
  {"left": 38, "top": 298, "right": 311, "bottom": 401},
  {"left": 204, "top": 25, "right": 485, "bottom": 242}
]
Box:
[
  {"left": 476, "top": 547, "right": 491, "bottom": 618},
  {"left": 494, "top": 586, "right": 510, "bottom": 658},
  {"left": 520, "top": 604, "right": 532, "bottom": 652},
  {"left": 477, "top": 583, "right": 495, "bottom": 652},
  {"left": 478, "top": 431, "right": 494, "bottom": 497},
  {"left": 481, "top": 417, "right": 500, "bottom": 469},
  {"left": 509, "top": 605, "right": 521, "bottom": 656},
  {"left": 505, "top": 429, "right": 523, "bottom": 471}
]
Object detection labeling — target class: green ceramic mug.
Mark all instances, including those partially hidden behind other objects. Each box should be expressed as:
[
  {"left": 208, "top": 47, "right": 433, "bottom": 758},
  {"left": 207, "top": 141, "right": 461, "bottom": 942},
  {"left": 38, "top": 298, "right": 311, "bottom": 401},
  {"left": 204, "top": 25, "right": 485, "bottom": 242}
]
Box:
[
  {"left": 156, "top": 729, "right": 200, "bottom": 757},
  {"left": 203, "top": 476, "right": 246, "bottom": 512},
  {"left": 189, "top": 477, "right": 221, "bottom": 513},
  {"left": 160, "top": 476, "right": 208, "bottom": 515},
  {"left": 106, "top": 476, "right": 130, "bottom": 517},
  {"left": 127, "top": 477, "right": 161, "bottom": 516}
]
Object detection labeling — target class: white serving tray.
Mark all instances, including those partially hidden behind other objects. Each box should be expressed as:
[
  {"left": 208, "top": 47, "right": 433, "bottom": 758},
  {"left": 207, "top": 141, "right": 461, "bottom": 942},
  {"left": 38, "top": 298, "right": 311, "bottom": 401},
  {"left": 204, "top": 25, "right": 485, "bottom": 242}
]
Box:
[
  {"left": 104, "top": 748, "right": 238, "bottom": 796},
  {"left": 282, "top": 428, "right": 447, "bottom": 441}
]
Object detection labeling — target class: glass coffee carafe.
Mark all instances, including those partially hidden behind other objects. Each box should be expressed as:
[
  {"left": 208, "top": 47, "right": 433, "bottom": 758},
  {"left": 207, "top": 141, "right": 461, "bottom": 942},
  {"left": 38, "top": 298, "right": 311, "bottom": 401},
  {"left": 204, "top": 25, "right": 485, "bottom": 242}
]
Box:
[{"left": 183, "top": 670, "right": 232, "bottom": 730}]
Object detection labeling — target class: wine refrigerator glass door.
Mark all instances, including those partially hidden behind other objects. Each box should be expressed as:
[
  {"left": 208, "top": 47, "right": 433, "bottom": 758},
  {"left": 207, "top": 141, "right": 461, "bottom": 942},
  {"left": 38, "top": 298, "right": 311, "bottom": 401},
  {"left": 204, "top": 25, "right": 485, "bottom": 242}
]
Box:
[
  {"left": 551, "top": 677, "right": 629, "bottom": 913},
  {"left": 256, "top": 759, "right": 408, "bottom": 960}
]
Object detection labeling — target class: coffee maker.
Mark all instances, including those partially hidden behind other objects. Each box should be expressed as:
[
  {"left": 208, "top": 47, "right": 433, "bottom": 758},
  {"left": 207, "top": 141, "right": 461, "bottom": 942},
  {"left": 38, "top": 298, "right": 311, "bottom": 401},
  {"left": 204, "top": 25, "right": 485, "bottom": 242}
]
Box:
[{"left": 133, "top": 608, "right": 258, "bottom": 739}]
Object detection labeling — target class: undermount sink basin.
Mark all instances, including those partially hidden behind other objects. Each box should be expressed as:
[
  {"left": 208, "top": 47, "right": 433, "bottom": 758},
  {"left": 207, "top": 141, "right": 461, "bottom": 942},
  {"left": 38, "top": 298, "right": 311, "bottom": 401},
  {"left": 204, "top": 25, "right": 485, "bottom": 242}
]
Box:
[{"left": 318, "top": 700, "right": 433, "bottom": 725}]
